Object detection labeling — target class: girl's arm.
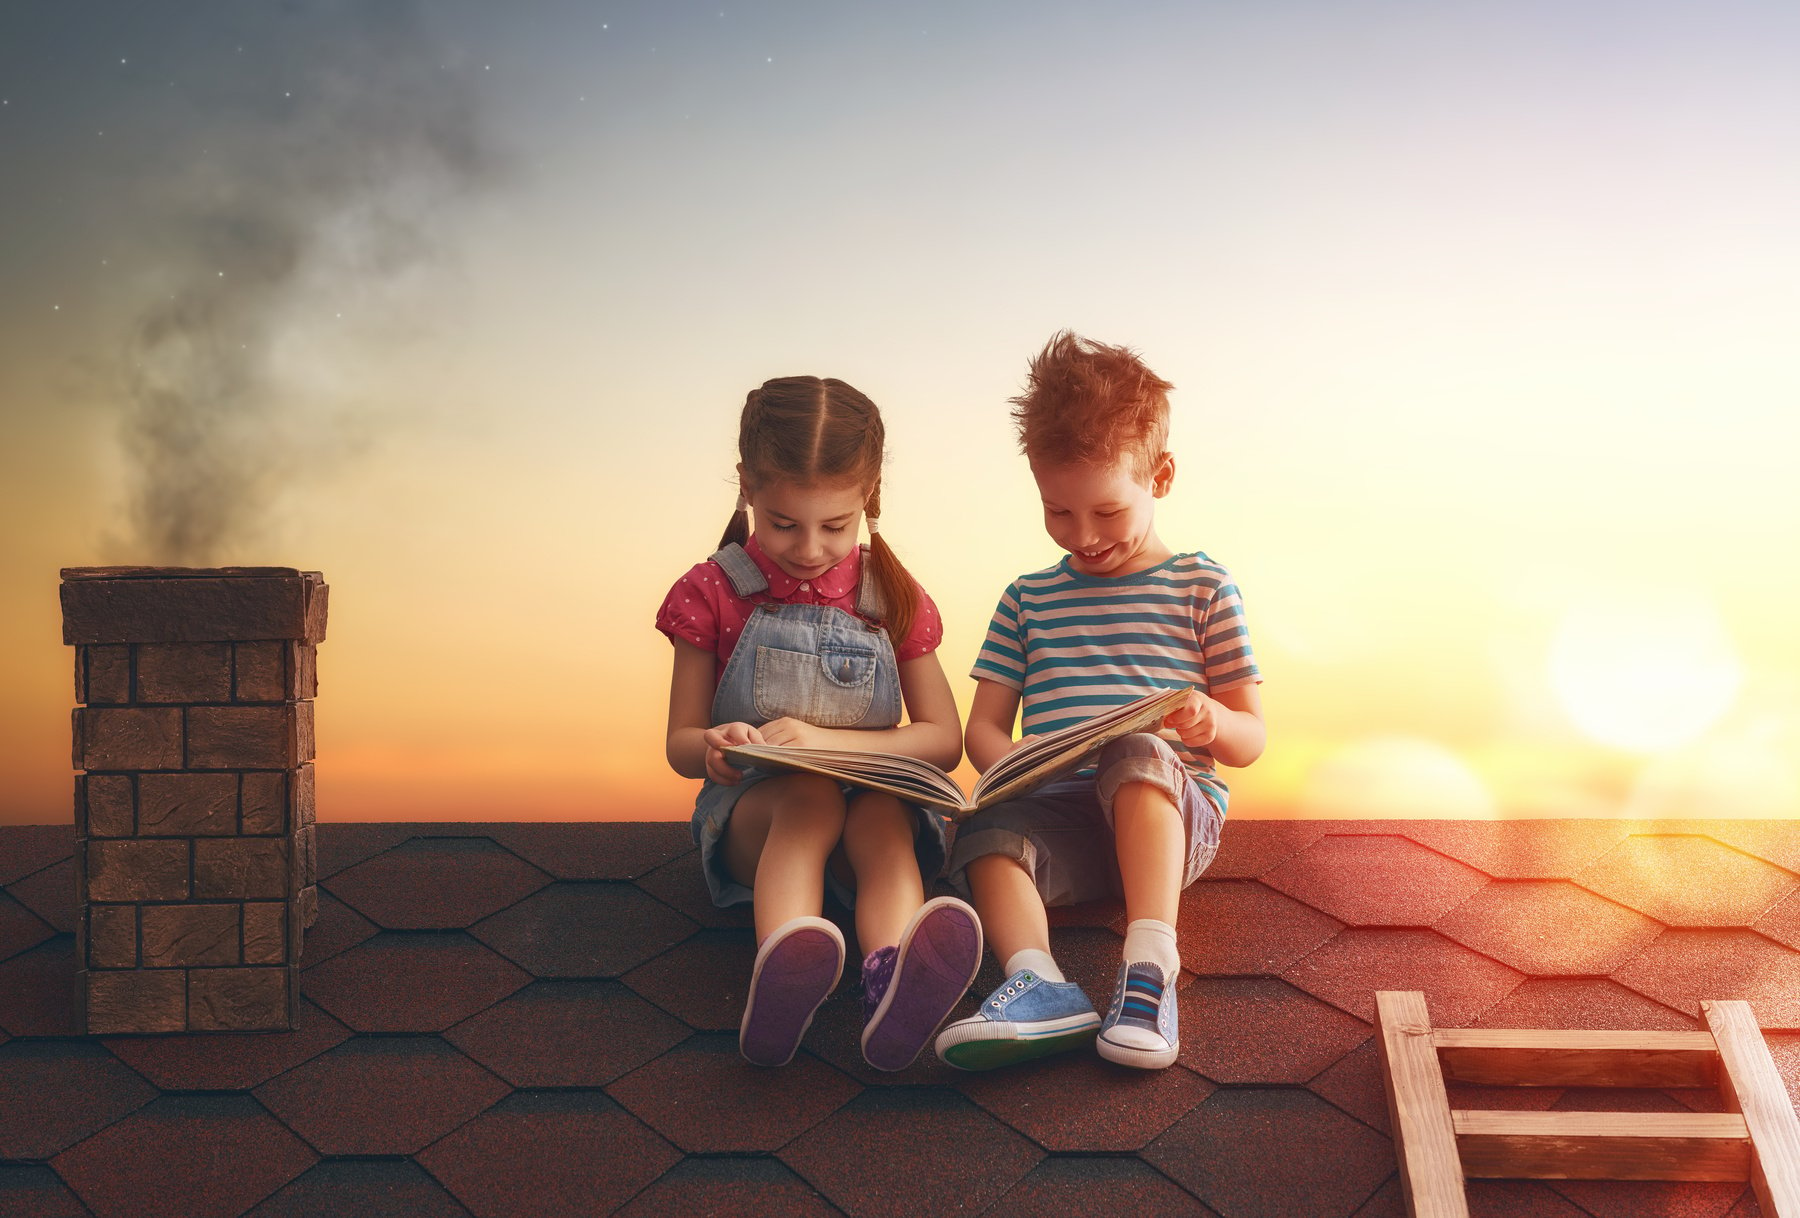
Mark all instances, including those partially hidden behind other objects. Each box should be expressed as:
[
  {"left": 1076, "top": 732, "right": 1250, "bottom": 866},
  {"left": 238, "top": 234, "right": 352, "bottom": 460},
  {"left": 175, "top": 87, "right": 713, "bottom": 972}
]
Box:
[
  {"left": 1163, "top": 683, "right": 1266, "bottom": 768},
  {"left": 963, "top": 678, "right": 1023, "bottom": 774},
  {"left": 757, "top": 653, "right": 963, "bottom": 771},
  {"left": 666, "top": 639, "right": 763, "bottom": 783}
]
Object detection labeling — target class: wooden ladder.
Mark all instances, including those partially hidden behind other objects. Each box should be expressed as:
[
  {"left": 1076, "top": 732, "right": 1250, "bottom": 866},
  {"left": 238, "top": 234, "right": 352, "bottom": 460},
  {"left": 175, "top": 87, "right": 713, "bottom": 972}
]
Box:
[{"left": 1377, "top": 990, "right": 1800, "bottom": 1218}]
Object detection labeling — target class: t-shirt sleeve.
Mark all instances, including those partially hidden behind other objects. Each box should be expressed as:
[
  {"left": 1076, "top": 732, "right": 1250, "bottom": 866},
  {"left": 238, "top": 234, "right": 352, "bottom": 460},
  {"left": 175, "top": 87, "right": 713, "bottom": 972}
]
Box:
[
  {"left": 1200, "top": 575, "right": 1261, "bottom": 692},
  {"left": 654, "top": 564, "right": 722, "bottom": 654},
  {"left": 895, "top": 580, "right": 945, "bottom": 662},
  {"left": 969, "top": 583, "right": 1027, "bottom": 690}
]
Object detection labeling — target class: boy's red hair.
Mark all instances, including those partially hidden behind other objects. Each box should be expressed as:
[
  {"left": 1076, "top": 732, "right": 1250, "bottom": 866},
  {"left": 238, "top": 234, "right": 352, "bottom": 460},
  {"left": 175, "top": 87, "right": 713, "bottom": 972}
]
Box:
[{"left": 1009, "top": 331, "right": 1173, "bottom": 480}]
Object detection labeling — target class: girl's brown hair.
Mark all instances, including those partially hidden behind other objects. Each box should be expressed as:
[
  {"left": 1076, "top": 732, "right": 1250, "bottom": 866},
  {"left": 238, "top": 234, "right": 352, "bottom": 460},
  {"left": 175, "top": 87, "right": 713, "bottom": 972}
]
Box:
[{"left": 717, "top": 376, "right": 919, "bottom": 645}]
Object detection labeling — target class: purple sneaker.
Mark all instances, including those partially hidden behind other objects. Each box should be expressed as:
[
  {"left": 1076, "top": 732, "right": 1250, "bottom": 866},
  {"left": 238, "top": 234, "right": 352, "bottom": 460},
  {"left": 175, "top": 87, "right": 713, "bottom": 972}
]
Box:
[
  {"left": 861, "top": 896, "right": 983, "bottom": 1072},
  {"left": 739, "top": 916, "right": 845, "bottom": 1067}
]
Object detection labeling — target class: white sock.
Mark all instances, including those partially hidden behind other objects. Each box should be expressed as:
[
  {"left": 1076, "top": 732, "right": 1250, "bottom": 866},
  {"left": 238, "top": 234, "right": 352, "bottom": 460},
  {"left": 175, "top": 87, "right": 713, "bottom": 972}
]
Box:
[
  {"left": 1005, "top": 948, "right": 1064, "bottom": 983},
  {"left": 1123, "top": 919, "right": 1180, "bottom": 978}
]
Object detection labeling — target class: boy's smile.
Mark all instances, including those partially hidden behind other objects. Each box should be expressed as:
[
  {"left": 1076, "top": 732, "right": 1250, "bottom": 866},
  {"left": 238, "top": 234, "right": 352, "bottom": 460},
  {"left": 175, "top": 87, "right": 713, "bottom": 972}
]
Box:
[
  {"left": 745, "top": 477, "right": 867, "bottom": 583},
  {"left": 1031, "top": 455, "right": 1175, "bottom": 578}
]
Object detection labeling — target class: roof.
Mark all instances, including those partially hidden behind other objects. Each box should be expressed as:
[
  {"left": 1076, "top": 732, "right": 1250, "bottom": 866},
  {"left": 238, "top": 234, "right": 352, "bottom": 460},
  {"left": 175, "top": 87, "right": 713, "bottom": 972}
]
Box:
[{"left": 2, "top": 817, "right": 1798, "bottom": 1217}]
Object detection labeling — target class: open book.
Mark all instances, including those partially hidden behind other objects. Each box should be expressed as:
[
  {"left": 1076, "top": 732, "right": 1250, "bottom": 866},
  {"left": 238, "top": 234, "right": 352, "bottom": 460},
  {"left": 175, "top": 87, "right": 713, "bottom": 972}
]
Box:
[{"left": 722, "top": 684, "right": 1192, "bottom": 820}]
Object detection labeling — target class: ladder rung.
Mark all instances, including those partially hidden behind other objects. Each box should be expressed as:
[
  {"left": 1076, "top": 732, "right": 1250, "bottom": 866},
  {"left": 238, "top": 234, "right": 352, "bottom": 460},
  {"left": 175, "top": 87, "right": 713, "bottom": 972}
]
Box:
[
  {"left": 1452, "top": 1109, "right": 1752, "bottom": 1182},
  {"left": 1433, "top": 1028, "right": 1720, "bottom": 1088}
]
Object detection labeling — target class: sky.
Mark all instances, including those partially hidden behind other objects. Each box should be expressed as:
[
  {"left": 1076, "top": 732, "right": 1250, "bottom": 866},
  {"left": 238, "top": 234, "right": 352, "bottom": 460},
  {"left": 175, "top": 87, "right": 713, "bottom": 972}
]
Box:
[{"left": 2, "top": 0, "right": 1798, "bottom": 826}]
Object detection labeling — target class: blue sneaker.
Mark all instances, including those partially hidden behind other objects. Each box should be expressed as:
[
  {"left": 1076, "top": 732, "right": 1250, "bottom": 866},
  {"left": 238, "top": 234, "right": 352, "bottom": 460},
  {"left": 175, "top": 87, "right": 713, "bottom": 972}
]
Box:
[
  {"left": 934, "top": 968, "right": 1101, "bottom": 1070},
  {"left": 1096, "top": 960, "right": 1179, "bottom": 1069}
]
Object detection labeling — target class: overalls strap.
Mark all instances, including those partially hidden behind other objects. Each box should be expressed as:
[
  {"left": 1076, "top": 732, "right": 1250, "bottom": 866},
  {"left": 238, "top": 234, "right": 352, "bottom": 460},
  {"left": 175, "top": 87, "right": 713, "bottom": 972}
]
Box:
[
  {"left": 708, "top": 544, "right": 768, "bottom": 599},
  {"left": 711, "top": 542, "right": 889, "bottom": 630}
]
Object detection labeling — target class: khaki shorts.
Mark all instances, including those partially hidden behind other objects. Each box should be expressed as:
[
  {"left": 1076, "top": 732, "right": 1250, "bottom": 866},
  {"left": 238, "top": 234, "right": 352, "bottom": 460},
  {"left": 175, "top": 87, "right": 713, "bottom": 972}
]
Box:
[{"left": 945, "top": 732, "right": 1224, "bottom": 906}]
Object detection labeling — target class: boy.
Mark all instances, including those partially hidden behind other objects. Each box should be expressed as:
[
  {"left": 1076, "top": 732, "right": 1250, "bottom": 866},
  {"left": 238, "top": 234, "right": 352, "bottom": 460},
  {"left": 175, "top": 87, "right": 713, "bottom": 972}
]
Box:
[{"left": 935, "top": 331, "right": 1266, "bottom": 1070}]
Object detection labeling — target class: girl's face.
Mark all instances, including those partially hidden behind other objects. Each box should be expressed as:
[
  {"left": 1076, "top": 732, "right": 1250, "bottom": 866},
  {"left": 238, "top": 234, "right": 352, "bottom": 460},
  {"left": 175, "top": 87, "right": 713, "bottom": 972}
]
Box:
[
  {"left": 1030, "top": 454, "right": 1175, "bottom": 578},
  {"left": 745, "top": 477, "right": 868, "bottom": 583}
]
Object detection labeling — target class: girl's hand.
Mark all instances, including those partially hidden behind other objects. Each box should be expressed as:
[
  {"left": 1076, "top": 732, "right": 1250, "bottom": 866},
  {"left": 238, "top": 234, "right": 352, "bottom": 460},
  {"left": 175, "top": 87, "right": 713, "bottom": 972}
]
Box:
[
  {"left": 758, "top": 717, "right": 821, "bottom": 749},
  {"left": 1163, "top": 691, "right": 1219, "bottom": 749},
  {"left": 702, "top": 722, "right": 764, "bottom": 785}
]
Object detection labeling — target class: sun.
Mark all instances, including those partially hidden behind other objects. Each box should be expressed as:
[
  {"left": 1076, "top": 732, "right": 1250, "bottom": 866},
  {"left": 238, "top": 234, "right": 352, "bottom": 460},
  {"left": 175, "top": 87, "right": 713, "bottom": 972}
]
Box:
[{"left": 1547, "top": 593, "right": 1741, "bottom": 752}]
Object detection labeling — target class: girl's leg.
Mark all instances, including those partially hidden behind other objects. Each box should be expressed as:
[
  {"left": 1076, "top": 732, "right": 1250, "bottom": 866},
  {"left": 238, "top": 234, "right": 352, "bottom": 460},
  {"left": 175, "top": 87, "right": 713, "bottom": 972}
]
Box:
[
  {"left": 841, "top": 791, "right": 923, "bottom": 952},
  {"left": 845, "top": 792, "right": 981, "bottom": 1072},
  {"left": 721, "top": 773, "right": 847, "bottom": 943}
]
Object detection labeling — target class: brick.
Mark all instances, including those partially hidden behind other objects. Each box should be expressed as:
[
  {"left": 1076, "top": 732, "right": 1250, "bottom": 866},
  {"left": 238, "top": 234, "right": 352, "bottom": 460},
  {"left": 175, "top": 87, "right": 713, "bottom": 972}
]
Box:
[
  {"left": 136, "top": 642, "right": 232, "bottom": 703},
  {"left": 88, "top": 905, "right": 138, "bottom": 968},
  {"left": 298, "top": 825, "right": 316, "bottom": 890},
  {"left": 86, "top": 969, "right": 186, "bottom": 1034},
  {"left": 142, "top": 904, "right": 241, "bottom": 967},
  {"left": 234, "top": 641, "right": 289, "bottom": 701},
  {"left": 242, "top": 772, "right": 288, "bottom": 834},
  {"left": 87, "top": 840, "right": 189, "bottom": 901},
  {"left": 299, "top": 885, "right": 319, "bottom": 931},
  {"left": 83, "top": 775, "right": 135, "bottom": 838},
  {"left": 295, "top": 764, "right": 315, "bottom": 829},
  {"left": 60, "top": 570, "right": 317, "bottom": 644},
  {"left": 244, "top": 903, "right": 287, "bottom": 964},
  {"left": 79, "top": 645, "right": 132, "bottom": 704},
  {"left": 296, "top": 641, "right": 318, "bottom": 698},
  {"left": 187, "top": 705, "right": 307, "bottom": 769},
  {"left": 303, "top": 576, "right": 328, "bottom": 645},
  {"left": 76, "top": 707, "right": 183, "bottom": 771},
  {"left": 195, "top": 838, "right": 288, "bottom": 899},
  {"left": 190, "top": 968, "right": 291, "bottom": 1031},
  {"left": 139, "top": 773, "right": 238, "bottom": 836}
]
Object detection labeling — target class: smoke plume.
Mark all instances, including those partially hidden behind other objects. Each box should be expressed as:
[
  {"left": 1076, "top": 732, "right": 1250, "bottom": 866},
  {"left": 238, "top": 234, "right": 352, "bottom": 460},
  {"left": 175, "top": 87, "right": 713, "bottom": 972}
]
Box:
[{"left": 121, "top": 1, "right": 496, "bottom": 564}]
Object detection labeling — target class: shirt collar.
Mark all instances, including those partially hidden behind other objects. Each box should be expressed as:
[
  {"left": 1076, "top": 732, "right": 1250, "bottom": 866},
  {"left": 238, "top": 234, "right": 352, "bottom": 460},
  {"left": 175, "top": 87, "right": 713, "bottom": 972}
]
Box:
[{"left": 743, "top": 534, "right": 862, "bottom": 601}]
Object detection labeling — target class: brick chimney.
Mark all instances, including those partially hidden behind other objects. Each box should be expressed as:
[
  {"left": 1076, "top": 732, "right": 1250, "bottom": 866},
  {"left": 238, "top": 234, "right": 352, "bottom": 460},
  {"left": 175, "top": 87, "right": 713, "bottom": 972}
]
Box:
[{"left": 61, "top": 567, "right": 326, "bottom": 1034}]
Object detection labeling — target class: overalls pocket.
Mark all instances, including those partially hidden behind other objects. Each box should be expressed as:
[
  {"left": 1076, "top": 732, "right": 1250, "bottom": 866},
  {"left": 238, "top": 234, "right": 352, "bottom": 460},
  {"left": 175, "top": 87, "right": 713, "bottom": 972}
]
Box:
[{"left": 753, "top": 645, "right": 877, "bottom": 727}]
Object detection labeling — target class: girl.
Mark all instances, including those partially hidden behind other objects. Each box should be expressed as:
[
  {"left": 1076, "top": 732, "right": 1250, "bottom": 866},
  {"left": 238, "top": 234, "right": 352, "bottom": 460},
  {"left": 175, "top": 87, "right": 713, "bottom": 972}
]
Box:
[{"left": 658, "top": 376, "right": 982, "bottom": 1070}]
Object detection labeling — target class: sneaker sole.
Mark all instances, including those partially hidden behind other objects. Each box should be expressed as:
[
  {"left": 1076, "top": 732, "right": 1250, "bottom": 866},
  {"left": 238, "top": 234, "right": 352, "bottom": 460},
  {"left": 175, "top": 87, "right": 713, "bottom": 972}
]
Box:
[
  {"left": 1096, "top": 1032, "right": 1180, "bottom": 1070},
  {"left": 740, "top": 921, "right": 844, "bottom": 1067},
  {"left": 861, "top": 897, "right": 983, "bottom": 1072},
  {"left": 938, "top": 1020, "right": 1100, "bottom": 1071}
]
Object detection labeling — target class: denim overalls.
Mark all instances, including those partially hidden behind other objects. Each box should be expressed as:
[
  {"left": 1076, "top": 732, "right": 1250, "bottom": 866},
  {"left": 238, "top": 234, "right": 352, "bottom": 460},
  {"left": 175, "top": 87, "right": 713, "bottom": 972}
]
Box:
[{"left": 691, "top": 543, "right": 950, "bottom": 908}]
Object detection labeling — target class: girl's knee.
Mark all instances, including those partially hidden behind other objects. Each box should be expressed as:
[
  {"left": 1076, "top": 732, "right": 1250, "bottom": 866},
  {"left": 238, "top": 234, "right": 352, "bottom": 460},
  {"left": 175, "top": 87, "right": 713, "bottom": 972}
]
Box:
[
  {"left": 767, "top": 775, "right": 847, "bottom": 831},
  {"left": 841, "top": 793, "right": 916, "bottom": 855}
]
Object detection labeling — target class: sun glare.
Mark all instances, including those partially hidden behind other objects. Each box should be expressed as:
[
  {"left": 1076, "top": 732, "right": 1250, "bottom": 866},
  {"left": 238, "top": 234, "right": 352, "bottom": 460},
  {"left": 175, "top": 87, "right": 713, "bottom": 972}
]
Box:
[{"left": 1548, "top": 594, "right": 1741, "bottom": 753}]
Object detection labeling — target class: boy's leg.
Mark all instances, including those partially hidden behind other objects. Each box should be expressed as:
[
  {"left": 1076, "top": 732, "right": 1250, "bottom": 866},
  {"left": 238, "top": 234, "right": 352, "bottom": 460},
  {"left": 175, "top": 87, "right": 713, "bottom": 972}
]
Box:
[
  {"left": 933, "top": 784, "right": 1109, "bottom": 1069},
  {"left": 1094, "top": 733, "right": 1216, "bottom": 1069}
]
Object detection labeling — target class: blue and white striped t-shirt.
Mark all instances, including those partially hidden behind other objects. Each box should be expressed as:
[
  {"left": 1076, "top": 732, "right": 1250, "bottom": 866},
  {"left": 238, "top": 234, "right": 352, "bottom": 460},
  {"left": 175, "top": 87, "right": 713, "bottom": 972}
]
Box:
[{"left": 971, "top": 552, "right": 1261, "bottom": 800}]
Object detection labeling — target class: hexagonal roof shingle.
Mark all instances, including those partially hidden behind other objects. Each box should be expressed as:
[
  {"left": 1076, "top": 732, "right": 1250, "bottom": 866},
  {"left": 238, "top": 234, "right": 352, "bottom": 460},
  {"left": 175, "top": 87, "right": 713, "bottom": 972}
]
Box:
[{"left": 3, "top": 816, "right": 1796, "bottom": 1215}]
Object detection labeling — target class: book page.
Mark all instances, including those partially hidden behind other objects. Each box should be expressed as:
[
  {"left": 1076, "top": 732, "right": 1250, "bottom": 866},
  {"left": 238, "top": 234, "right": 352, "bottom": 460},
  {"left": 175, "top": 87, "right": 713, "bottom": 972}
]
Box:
[
  {"left": 966, "top": 685, "right": 1191, "bottom": 814},
  {"left": 719, "top": 744, "right": 970, "bottom": 812}
]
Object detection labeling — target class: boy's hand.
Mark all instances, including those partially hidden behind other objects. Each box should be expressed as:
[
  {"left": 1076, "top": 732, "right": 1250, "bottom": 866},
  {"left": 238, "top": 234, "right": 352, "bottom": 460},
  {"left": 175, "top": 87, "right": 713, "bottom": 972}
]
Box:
[
  {"left": 702, "top": 722, "right": 764, "bottom": 785},
  {"left": 1163, "top": 691, "right": 1219, "bottom": 749},
  {"left": 758, "top": 717, "right": 822, "bottom": 749}
]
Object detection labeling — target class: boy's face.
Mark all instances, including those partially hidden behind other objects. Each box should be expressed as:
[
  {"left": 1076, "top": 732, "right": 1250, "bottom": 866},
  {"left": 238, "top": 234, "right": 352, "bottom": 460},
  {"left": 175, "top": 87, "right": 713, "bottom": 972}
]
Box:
[
  {"left": 1031, "top": 453, "right": 1174, "bottom": 578},
  {"left": 745, "top": 476, "right": 867, "bottom": 583}
]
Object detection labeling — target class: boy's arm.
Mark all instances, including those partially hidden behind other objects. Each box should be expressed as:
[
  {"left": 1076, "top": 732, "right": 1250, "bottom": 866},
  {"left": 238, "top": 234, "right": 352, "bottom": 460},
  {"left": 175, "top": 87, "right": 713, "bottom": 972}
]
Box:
[
  {"left": 964, "top": 678, "right": 1023, "bottom": 774},
  {"left": 757, "top": 653, "right": 964, "bottom": 771},
  {"left": 1164, "top": 683, "right": 1266, "bottom": 768}
]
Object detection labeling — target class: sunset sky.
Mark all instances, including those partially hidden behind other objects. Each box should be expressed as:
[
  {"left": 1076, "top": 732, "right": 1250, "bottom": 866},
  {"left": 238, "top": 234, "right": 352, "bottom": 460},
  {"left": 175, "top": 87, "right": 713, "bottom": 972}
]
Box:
[{"left": 2, "top": 0, "right": 1797, "bottom": 826}]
